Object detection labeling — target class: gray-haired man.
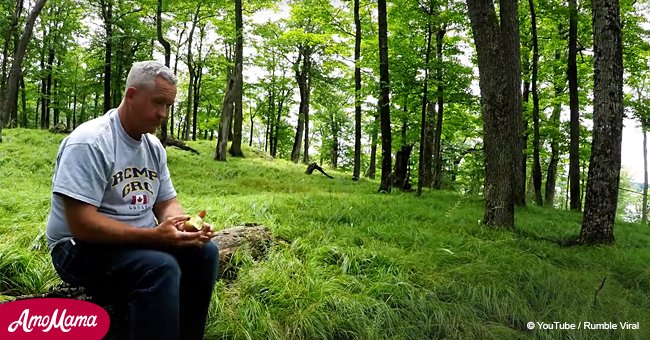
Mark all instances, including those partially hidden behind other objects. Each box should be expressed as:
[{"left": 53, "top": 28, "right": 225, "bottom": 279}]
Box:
[{"left": 46, "top": 61, "right": 219, "bottom": 340}]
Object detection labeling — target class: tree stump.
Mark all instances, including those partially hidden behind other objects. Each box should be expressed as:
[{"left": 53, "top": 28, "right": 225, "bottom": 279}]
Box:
[{"left": 5, "top": 225, "right": 273, "bottom": 340}]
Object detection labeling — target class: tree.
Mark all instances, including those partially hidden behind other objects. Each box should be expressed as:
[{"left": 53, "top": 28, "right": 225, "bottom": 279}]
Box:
[
  {"left": 568, "top": 0, "right": 581, "bottom": 210},
  {"left": 229, "top": 0, "right": 244, "bottom": 157},
  {"left": 466, "top": 0, "right": 523, "bottom": 227},
  {"left": 0, "top": 0, "right": 48, "bottom": 142},
  {"left": 529, "top": 0, "right": 543, "bottom": 206},
  {"left": 377, "top": 0, "right": 392, "bottom": 192},
  {"left": 578, "top": 0, "right": 624, "bottom": 244},
  {"left": 157, "top": 0, "right": 171, "bottom": 146},
  {"left": 353, "top": 0, "right": 362, "bottom": 180}
]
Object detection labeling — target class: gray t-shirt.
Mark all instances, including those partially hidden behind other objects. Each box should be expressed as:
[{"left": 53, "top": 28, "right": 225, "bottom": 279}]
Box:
[{"left": 45, "top": 109, "right": 177, "bottom": 251}]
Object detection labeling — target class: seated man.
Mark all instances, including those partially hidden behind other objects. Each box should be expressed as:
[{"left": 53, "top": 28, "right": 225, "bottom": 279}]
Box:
[{"left": 45, "top": 61, "right": 219, "bottom": 340}]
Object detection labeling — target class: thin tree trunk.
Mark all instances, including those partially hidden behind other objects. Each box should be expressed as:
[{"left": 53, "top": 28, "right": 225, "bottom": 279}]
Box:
[
  {"left": 291, "top": 46, "right": 309, "bottom": 163},
  {"left": 229, "top": 0, "right": 244, "bottom": 157},
  {"left": 568, "top": 0, "right": 581, "bottom": 211},
  {"left": 192, "top": 27, "right": 204, "bottom": 142},
  {"left": 432, "top": 27, "right": 446, "bottom": 189},
  {"left": 418, "top": 22, "right": 434, "bottom": 195},
  {"left": 366, "top": 114, "right": 379, "bottom": 179},
  {"left": 273, "top": 90, "right": 287, "bottom": 157},
  {"left": 544, "top": 92, "right": 562, "bottom": 207},
  {"left": 185, "top": 4, "right": 200, "bottom": 140},
  {"left": 579, "top": 0, "right": 623, "bottom": 245},
  {"left": 302, "top": 50, "right": 312, "bottom": 165},
  {"left": 170, "top": 26, "right": 185, "bottom": 139},
  {"left": 377, "top": 0, "right": 392, "bottom": 192},
  {"left": 100, "top": 0, "right": 112, "bottom": 114},
  {"left": 215, "top": 68, "right": 240, "bottom": 161},
  {"left": 544, "top": 49, "right": 565, "bottom": 207},
  {"left": 0, "top": 0, "right": 47, "bottom": 142},
  {"left": 20, "top": 75, "right": 26, "bottom": 127},
  {"left": 522, "top": 63, "right": 530, "bottom": 199},
  {"left": 249, "top": 106, "right": 254, "bottom": 147},
  {"left": 641, "top": 118, "right": 648, "bottom": 224},
  {"left": 39, "top": 29, "right": 46, "bottom": 129},
  {"left": 330, "top": 109, "right": 339, "bottom": 169},
  {"left": 1, "top": 0, "right": 23, "bottom": 114},
  {"left": 353, "top": 0, "right": 362, "bottom": 180},
  {"left": 157, "top": 0, "right": 172, "bottom": 146},
  {"left": 529, "top": 0, "right": 543, "bottom": 206}
]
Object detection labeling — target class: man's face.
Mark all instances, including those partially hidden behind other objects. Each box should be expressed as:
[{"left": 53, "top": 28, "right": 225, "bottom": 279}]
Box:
[{"left": 128, "top": 76, "right": 177, "bottom": 134}]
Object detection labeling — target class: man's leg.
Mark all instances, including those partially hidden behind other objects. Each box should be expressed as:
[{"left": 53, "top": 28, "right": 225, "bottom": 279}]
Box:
[
  {"left": 171, "top": 242, "right": 219, "bottom": 340},
  {"left": 51, "top": 239, "right": 182, "bottom": 340}
]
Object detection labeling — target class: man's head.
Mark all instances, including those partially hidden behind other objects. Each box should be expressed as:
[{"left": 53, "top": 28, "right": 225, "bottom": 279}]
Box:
[{"left": 121, "top": 61, "right": 178, "bottom": 135}]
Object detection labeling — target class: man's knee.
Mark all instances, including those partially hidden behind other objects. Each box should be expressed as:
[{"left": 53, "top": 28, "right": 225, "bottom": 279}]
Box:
[{"left": 136, "top": 251, "right": 181, "bottom": 289}]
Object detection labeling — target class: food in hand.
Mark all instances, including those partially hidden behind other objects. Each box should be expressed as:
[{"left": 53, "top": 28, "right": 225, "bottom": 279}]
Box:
[{"left": 184, "top": 210, "right": 206, "bottom": 231}]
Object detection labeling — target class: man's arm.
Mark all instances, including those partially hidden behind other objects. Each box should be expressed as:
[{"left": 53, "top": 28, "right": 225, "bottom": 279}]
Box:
[
  {"left": 153, "top": 197, "right": 185, "bottom": 223},
  {"left": 63, "top": 196, "right": 201, "bottom": 247}
]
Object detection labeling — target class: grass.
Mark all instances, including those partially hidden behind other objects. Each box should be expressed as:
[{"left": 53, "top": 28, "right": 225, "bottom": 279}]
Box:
[{"left": 1, "top": 128, "right": 650, "bottom": 339}]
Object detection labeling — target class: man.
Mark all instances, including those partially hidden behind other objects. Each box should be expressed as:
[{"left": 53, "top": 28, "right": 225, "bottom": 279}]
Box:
[{"left": 45, "top": 61, "right": 219, "bottom": 340}]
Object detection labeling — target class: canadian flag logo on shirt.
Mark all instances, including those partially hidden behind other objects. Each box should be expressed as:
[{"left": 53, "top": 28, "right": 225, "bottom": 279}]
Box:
[{"left": 131, "top": 194, "right": 148, "bottom": 205}]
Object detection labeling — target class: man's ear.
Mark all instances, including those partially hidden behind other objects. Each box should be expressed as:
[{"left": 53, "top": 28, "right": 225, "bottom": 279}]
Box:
[{"left": 125, "top": 87, "right": 137, "bottom": 100}]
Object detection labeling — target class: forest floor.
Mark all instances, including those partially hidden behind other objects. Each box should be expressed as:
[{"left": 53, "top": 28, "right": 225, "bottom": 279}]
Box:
[{"left": 1, "top": 128, "right": 649, "bottom": 339}]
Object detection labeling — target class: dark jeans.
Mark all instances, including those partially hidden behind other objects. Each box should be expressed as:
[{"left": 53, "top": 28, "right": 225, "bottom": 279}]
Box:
[{"left": 51, "top": 238, "right": 219, "bottom": 340}]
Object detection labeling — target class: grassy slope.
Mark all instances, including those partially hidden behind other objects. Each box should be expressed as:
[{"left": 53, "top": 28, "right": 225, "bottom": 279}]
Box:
[{"left": 1, "top": 128, "right": 649, "bottom": 339}]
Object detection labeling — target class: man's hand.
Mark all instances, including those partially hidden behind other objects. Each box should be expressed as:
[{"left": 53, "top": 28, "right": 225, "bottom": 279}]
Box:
[{"left": 154, "top": 215, "right": 212, "bottom": 247}]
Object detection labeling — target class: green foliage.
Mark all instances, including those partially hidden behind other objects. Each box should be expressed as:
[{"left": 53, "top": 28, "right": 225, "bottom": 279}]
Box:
[{"left": 2, "top": 129, "right": 650, "bottom": 339}]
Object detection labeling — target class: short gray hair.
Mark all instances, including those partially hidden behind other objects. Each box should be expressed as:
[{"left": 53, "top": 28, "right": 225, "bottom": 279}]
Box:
[{"left": 125, "top": 61, "right": 177, "bottom": 91}]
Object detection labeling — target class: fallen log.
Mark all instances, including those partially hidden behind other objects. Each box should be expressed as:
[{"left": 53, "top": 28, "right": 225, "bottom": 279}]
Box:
[
  {"left": 167, "top": 137, "right": 200, "bottom": 154},
  {"left": 5, "top": 225, "right": 273, "bottom": 340},
  {"left": 306, "top": 162, "right": 334, "bottom": 179}
]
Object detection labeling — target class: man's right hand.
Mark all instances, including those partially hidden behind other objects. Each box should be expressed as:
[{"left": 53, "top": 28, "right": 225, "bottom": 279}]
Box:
[{"left": 154, "top": 215, "right": 212, "bottom": 247}]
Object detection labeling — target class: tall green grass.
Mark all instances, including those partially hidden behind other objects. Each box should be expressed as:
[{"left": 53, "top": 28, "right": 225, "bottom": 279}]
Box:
[{"left": 1, "top": 128, "right": 649, "bottom": 339}]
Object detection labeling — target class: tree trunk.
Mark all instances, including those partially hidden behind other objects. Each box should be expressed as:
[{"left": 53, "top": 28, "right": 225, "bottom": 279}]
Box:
[
  {"left": 641, "top": 118, "right": 648, "bottom": 224},
  {"left": 53, "top": 78, "right": 60, "bottom": 127},
  {"left": 19, "top": 75, "right": 26, "bottom": 127},
  {"left": 192, "top": 27, "right": 204, "bottom": 142},
  {"left": 529, "top": 0, "right": 543, "bottom": 206},
  {"left": 417, "top": 22, "right": 434, "bottom": 195},
  {"left": 544, "top": 89, "right": 562, "bottom": 207},
  {"left": 353, "top": 0, "right": 362, "bottom": 180},
  {"left": 40, "top": 29, "right": 50, "bottom": 129},
  {"left": 1, "top": 0, "right": 23, "bottom": 115},
  {"left": 394, "top": 145, "right": 413, "bottom": 191},
  {"left": 578, "top": 0, "right": 623, "bottom": 245},
  {"left": 215, "top": 68, "right": 240, "bottom": 161},
  {"left": 291, "top": 47, "right": 310, "bottom": 163},
  {"left": 544, "top": 50, "right": 565, "bottom": 207},
  {"left": 249, "top": 109, "right": 254, "bottom": 147},
  {"left": 156, "top": 0, "right": 172, "bottom": 146},
  {"left": 185, "top": 4, "right": 200, "bottom": 141},
  {"left": 170, "top": 27, "right": 184, "bottom": 139},
  {"left": 0, "top": 0, "right": 47, "bottom": 142},
  {"left": 302, "top": 51, "right": 312, "bottom": 165},
  {"left": 568, "top": 0, "right": 581, "bottom": 211},
  {"left": 366, "top": 114, "right": 379, "bottom": 179},
  {"left": 377, "top": 0, "right": 392, "bottom": 192},
  {"left": 100, "top": 0, "right": 112, "bottom": 114},
  {"left": 272, "top": 90, "right": 287, "bottom": 157},
  {"left": 229, "top": 0, "right": 244, "bottom": 157},
  {"left": 522, "top": 66, "right": 530, "bottom": 200},
  {"left": 45, "top": 48, "right": 54, "bottom": 128},
  {"left": 467, "top": 0, "right": 521, "bottom": 227},
  {"left": 330, "top": 109, "right": 339, "bottom": 169},
  {"left": 432, "top": 27, "right": 446, "bottom": 190},
  {"left": 39, "top": 29, "right": 47, "bottom": 129}
]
